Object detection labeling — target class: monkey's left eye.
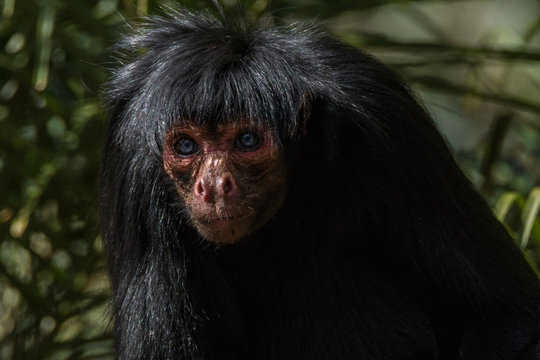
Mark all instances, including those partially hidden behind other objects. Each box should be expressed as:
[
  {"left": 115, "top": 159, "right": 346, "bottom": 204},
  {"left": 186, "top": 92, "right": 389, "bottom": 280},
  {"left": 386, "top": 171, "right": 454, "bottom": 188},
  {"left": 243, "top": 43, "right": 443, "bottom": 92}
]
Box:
[
  {"left": 235, "top": 131, "right": 262, "bottom": 152},
  {"left": 174, "top": 138, "right": 199, "bottom": 156}
]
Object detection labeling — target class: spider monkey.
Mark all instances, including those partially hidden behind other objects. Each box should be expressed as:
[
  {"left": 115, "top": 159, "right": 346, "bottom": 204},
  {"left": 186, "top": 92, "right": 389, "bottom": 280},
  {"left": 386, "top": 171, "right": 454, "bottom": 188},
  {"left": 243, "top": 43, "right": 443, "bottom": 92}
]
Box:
[{"left": 100, "top": 8, "right": 540, "bottom": 360}]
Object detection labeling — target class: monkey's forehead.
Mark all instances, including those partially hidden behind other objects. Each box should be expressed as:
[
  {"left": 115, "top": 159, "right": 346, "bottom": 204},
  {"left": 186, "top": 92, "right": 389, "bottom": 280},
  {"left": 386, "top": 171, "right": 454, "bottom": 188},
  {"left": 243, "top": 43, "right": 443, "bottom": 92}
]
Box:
[{"left": 170, "top": 120, "right": 272, "bottom": 132}]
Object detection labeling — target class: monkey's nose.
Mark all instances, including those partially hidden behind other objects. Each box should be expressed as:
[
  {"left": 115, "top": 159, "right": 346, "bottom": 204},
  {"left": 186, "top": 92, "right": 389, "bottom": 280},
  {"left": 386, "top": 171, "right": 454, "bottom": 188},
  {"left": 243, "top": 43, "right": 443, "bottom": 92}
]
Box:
[{"left": 195, "top": 174, "right": 237, "bottom": 203}]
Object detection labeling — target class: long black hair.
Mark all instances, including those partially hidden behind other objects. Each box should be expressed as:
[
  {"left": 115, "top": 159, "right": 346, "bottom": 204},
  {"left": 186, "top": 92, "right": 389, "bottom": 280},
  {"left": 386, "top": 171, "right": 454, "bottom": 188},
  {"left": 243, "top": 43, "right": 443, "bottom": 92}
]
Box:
[{"left": 100, "top": 8, "right": 540, "bottom": 360}]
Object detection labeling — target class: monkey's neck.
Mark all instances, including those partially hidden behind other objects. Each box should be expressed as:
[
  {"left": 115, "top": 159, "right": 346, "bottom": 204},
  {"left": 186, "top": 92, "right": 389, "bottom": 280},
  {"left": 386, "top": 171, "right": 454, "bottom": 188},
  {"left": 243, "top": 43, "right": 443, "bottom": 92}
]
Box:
[{"left": 214, "top": 223, "right": 365, "bottom": 356}]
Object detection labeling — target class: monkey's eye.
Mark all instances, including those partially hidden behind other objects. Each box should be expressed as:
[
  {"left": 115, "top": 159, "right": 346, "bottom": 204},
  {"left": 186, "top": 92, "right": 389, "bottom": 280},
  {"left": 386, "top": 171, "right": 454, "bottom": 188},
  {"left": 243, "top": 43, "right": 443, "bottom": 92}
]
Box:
[
  {"left": 174, "top": 138, "right": 199, "bottom": 156},
  {"left": 234, "top": 131, "right": 262, "bottom": 152}
]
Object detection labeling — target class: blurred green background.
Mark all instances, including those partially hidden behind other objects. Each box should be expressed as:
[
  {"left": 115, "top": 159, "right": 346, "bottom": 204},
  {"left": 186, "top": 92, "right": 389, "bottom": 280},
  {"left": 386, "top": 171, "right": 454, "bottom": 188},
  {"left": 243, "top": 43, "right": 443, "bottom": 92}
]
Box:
[{"left": 1, "top": 0, "right": 539, "bottom": 358}]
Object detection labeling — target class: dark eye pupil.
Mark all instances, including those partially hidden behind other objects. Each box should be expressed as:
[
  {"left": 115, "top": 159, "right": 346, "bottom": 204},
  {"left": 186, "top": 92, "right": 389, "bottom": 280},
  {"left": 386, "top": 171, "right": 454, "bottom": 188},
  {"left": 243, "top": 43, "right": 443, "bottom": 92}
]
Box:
[
  {"left": 174, "top": 138, "right": 198, "bottom": 156},
  {"left": 236, "top": 131, "right": 261, "bottom": 151},
  {"left": 240, "top": 133, "right": 257, "bottom": 146}
]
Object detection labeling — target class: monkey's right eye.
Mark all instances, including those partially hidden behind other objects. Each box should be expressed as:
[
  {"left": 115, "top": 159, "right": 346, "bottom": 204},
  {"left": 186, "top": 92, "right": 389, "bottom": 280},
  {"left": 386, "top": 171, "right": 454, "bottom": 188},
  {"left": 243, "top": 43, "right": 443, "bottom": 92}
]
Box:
[{"left": 173, "top": 138, "right": 199, "bottom": 156}]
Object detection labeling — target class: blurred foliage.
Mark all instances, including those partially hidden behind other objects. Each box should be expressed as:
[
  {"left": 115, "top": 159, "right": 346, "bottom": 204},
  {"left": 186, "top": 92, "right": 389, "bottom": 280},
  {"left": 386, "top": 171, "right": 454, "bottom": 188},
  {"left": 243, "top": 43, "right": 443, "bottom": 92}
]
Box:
[{"left": 0, "top": 0, "right": 539, "bottom": 358}]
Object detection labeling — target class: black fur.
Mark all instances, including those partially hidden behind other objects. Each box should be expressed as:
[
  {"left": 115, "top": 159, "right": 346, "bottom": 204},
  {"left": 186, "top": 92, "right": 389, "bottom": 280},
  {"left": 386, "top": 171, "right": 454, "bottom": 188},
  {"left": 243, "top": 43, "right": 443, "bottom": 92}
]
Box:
[{"left": 100, "top": 9, "right": 540, "bottom": 360}]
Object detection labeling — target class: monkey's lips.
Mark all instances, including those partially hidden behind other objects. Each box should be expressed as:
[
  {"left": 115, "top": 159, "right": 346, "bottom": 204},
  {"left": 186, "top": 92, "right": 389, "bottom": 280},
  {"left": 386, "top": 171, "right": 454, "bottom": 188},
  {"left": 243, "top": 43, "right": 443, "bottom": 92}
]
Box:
[
  {"left": 197, "top": 215, "right": 243, "bottom": 226},
  {"left": 194, "top": 213, "right": 251, "bottom": 230}
]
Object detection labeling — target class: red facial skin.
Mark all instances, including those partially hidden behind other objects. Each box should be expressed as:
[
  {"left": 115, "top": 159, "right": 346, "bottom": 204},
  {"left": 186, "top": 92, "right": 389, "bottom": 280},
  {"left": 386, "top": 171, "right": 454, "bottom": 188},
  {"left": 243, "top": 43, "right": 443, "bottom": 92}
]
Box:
[{"left": 163, "top": 122, "right": 289, "bottom": 244}]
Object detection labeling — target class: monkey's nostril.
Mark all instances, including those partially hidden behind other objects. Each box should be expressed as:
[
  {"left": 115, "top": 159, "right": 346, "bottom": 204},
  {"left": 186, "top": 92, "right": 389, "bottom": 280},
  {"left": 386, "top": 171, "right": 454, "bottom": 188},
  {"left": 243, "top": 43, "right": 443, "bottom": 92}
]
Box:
[
  {"left": 218, "top": 174, "right": 237, "bottom": 198},
  {"left": 196, "top": 181, "right": 205, "bottom": 196},
  {"left": 196, "top": 179, "right": 213, "bottom": 203},
  {"left": 222, "top": 179, "right": 233, "bottom": 194}
]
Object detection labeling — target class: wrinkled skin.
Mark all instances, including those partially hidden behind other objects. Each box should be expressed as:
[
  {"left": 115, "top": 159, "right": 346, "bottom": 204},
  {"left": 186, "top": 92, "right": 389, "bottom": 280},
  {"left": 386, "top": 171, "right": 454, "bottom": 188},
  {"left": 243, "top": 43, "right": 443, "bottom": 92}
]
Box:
[{"left": 163, "top": 122, "right": 289, "bottom": 244}]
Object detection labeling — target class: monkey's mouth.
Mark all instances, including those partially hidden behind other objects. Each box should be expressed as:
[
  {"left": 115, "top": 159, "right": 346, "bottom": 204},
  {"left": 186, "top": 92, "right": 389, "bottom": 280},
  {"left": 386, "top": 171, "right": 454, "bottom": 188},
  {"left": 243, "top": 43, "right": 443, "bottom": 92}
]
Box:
[
  {"left": 195, "top": 214, "right": 247, "bottom": 227},
  {"left": 193, "top": 213, "right": 253, "bottom": 243}
]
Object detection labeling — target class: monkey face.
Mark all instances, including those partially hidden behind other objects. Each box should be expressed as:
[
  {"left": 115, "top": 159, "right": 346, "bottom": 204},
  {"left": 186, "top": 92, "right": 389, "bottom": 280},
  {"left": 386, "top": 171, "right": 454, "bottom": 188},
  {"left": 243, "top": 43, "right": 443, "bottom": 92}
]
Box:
[{"left": 163, "top": 122, "right": 289, "bottom": 244}]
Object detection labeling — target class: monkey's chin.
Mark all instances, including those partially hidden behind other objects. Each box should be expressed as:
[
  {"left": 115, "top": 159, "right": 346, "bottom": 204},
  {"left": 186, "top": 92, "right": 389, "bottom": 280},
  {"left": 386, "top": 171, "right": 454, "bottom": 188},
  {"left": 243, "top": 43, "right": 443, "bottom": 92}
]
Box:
[{"left": 193, "top": 216, "right": 254, "bottom": 244}]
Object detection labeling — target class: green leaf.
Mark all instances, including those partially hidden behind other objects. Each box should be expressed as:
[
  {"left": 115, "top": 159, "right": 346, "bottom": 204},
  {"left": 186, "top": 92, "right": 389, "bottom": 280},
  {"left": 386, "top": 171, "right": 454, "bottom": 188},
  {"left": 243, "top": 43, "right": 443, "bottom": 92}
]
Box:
[{"left": 520, "top": 187, "right": 540, "bottom": 249}]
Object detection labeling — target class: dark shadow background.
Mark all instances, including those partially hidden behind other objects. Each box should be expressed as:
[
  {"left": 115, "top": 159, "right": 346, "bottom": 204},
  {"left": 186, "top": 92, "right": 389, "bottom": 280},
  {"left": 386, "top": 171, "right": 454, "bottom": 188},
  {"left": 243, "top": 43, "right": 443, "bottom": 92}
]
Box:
[{"left": 1, "top": 0, "right": 539, "bottom": 358}]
